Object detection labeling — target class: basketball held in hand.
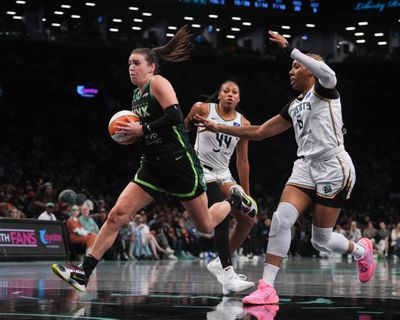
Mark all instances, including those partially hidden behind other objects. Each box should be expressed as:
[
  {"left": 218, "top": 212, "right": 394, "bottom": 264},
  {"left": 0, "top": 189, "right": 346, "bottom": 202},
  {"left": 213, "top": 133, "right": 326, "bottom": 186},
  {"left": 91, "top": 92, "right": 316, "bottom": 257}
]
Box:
[{"left": 108, "top": 110, "right": 141, "bottom": 145}]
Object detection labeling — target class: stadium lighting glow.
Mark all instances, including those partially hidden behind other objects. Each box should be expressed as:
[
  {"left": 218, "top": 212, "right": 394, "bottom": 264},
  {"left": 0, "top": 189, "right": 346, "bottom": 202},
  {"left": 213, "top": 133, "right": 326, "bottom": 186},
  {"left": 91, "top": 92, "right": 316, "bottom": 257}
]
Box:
[
  {"left": 42, "top": 18, "right": 46, "bottom": 21},
  {"left": 13, "top": 16, "right": 23, "bottom": 20},
  {"left": 346, "top": 27, "right": 356, "bottom": 31},
  {"left": 231, "top": 27, "right": 240, "bottom": 31},
  {"left": 374, "top": 33, "right": 384, "bottom": 37},
  {"left": 281, "top": 25, "right": 291, "bottom": 29},
  {"left": 142, "top": 12, "right": 152, "bottom": 16},
  {"left": 168, "top": 26, "right": 177, "bottom": 30},
  {"left": 61, "top": 5, "right": 71, "bottom": 9},
  {"left": 358, "top": 21, "right": 368, "bottom": 25},
  {"left": 112, "top": 19, "right": 122, "bottom": 23},
  {"left": 109, "top": 28, "right": 119, "bottom": 32},
  {"left": 355, "top": 32, "right": 364, "bottom": 36},
  {"left": 283, "top": 34, "right": 291, "bottom": 38},
  {"left": 133, "top": 18, "right": 143, "bottom": 22},
  {"left": 242, "top": 22, "right": 252, "bottom": 26},
  {"left": 7, "top": 11, "right": 16, "bottom": 15},
  {"left": 306, "top": 24, "right": 315, "bottom": 28},
  {"left": 51, "top": 23, "right": 61, "bottom": 27},
  {"left": 226, "top": 35, "right": 235, "bottom": 39},
  {"left": 166, "top": 33, "right": 174, "bottom": 37},
  {"left": 216, "top": 28, "right": 220, "bottom": 32},
  {"left": 209, "top": 14, "right": 218, "bottom": 18},
  {"left": 16, "top": 0, "right": 26, "bottom": 4},
  {"left": 129, "top": 6, "right": 138, "bottom": 11},
  {"left": 71, "top": 15, "right": 80, "bottom": 19},
  {"left": 232, "top": 17, "right": 241, "bottom": 21},
  {"left": 132, "top": 26, "right": 141, "bottom": 30},
  {"left": 378, "top": 41, "right": 387, "bottom": 45},
  {"left": 356, "top": 39, "right": 366, "bottom": 43},
  {"left": 184, "top": 16, "right": 193, "bottom": 21},
  {"left": 54, "top": 11, "right": 64, "bottom": 15},
  {"left": 85, "top": 2, "right": 96, "bottom": 7},
  {"left": 191, "top": 24, "right": 201, "bottom": 28}
]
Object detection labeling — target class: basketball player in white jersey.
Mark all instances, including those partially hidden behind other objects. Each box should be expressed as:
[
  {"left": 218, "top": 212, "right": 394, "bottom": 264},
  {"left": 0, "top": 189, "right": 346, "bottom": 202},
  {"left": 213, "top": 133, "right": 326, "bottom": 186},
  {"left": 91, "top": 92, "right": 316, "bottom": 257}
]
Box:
[
  {"left": 194, "top": 31, "right": 375, "bottom": 305},
  {"left": 185, "top": 80, "right": 257, "bottom": 295}
]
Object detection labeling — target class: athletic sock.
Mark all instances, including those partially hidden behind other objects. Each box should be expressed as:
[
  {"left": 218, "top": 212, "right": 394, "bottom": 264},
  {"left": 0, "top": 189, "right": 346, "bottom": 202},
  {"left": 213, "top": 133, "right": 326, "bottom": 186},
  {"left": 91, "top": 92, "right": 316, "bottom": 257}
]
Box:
[
  {"left": 82, "top": 254, "right": 99, "bottom": 278},
  {"left": 351, "top": 242, "right": 366, "bottom": 259},
  {"left": 262, "top": 263, "right": 279, "bottom": 287},
  {"left": 214, "top": 215, "right": 232, "bottom": 268}
]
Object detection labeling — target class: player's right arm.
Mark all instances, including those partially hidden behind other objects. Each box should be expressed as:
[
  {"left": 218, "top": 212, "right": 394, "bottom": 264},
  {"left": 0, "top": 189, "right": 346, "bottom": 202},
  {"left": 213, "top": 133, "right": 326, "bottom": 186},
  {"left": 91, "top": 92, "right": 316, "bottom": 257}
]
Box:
[
  {"left": 184, "top": 102, "right": 209, "bottom": 132},
  {"left": 194, "top": 113, "right": 292, "bottom": 141}
]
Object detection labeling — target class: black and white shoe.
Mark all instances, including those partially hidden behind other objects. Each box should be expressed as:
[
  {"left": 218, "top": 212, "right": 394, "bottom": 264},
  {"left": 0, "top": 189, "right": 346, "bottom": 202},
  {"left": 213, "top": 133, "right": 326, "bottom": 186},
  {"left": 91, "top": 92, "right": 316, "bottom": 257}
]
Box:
[
  {"left": 52, "top": 263, "right": 87, "bottom": 292},
  {"left": 229, "top": 185, "right": 258, "bottom": 218}
]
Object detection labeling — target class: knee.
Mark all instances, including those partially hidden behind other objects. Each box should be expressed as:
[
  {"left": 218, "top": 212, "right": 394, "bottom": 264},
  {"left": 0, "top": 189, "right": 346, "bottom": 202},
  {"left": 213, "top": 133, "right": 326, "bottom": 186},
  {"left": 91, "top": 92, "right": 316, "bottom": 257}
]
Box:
[
  {"left": 106, "top": 207, "right": 130, "bottom": 228},
  {"left": 269, "top": 202, "right": 298, "bottom": 237},
  {"left": 311, "top": 225, "right": 332, "bottom": 253}
]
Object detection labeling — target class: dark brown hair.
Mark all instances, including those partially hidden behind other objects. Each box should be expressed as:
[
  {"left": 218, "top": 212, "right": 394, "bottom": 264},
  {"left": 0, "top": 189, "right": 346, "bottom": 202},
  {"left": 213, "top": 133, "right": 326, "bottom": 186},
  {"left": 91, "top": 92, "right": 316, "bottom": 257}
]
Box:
[{"left": 131, "top": 25, "right": 193, "bottom": 73}]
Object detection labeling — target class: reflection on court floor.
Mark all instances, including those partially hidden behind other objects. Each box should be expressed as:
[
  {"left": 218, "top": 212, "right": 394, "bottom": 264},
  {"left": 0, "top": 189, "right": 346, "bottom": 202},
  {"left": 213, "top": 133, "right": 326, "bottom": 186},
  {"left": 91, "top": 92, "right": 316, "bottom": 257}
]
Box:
[{"left": 0, "top": 256, "right": 398, "bottom": 319}]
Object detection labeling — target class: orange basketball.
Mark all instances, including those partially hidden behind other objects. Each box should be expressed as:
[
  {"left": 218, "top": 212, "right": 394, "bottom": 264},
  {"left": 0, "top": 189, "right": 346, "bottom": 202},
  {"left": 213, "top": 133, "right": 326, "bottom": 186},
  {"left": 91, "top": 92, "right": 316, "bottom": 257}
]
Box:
[{"left": 108, "top": 110, "right": 141, "bottom": 145}]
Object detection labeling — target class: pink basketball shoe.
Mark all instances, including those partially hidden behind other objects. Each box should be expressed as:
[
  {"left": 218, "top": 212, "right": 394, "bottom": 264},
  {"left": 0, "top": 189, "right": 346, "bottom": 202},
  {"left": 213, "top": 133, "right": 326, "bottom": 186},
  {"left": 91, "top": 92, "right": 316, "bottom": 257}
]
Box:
[
  {"left": 355, "top": 238, "right": 376, "bottom": 283},
  {"left": 242, "top": 280, "right": 279, "bottom": 305}
]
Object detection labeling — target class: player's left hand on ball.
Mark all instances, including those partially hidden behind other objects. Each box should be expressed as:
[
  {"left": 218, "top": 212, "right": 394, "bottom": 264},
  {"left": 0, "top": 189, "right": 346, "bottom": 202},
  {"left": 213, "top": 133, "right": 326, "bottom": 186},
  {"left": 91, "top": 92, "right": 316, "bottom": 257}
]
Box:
[
  {"left": 193, "top": 114, "right": 219, "bottom": 133},
  {"left": 115, "top": 116, "right": 142, "bottom": 136}
]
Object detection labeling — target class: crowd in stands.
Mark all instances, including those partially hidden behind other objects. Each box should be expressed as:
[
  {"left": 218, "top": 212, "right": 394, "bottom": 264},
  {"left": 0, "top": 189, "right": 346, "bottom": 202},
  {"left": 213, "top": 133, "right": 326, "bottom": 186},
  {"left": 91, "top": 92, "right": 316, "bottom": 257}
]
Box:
[{"left": 1, "top": 39, "right": 400, "bottom": 261}]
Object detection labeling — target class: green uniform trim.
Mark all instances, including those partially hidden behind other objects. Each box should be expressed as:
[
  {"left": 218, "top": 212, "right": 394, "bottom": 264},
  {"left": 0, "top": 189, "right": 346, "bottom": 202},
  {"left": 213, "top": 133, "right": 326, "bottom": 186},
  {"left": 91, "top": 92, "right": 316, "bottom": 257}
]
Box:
[{"left": 134, "top": 170, "right": 167, "bottom": 193}]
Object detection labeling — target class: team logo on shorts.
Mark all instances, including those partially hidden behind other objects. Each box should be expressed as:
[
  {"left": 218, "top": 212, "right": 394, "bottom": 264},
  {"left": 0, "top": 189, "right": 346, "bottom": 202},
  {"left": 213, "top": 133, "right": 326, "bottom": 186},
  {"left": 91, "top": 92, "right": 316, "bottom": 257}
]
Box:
[{"left": 323, "top": 183, "right": 333, "bottom": 194}]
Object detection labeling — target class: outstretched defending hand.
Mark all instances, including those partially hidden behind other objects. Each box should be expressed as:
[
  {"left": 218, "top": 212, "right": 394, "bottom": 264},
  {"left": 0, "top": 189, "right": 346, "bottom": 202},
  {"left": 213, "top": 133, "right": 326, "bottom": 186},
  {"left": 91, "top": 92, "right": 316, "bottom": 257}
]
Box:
[
  {"left": 115, "top": 115, "right": 143, "bottom": 136},
  {"left": 268, "top": 30, "right": 289, "bottom": 49},
  {"left": 193, "top": 114, "right": 220, "bottom": 133}
]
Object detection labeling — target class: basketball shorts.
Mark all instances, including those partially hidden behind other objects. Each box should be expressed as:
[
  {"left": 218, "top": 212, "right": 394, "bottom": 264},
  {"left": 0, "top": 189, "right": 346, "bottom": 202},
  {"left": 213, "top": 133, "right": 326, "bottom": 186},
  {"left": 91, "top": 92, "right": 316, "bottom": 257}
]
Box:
[
  {"left": 202, "top": 166, "right": 236, "bottom": 185},
  {"left": 133, "top": 149, "right": 206, "bottom": 201},
  {"left": 286, "top": 150, "right": 356, "bottom": 208}
]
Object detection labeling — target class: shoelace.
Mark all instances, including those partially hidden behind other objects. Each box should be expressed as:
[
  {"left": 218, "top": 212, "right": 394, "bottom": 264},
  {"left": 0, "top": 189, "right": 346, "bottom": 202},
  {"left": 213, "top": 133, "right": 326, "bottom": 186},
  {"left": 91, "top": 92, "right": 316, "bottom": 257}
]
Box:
[{"left": 66, "top": 263, "right": 85, "bottom": 274}]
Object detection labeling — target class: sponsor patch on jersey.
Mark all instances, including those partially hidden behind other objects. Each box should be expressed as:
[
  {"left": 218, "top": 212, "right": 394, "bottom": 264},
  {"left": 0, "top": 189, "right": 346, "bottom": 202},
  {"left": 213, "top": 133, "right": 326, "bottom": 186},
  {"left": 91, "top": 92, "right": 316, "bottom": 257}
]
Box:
[{"left": 233, "top": 122, "right": 240, "bottom": 127}]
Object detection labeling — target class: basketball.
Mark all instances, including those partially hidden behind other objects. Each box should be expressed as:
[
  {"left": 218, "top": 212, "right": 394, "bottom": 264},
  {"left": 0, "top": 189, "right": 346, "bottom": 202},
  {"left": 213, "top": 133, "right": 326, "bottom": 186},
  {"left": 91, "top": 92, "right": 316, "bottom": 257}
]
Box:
[{"left": 108, "top": 110, "right": 141, "bottom": 145}]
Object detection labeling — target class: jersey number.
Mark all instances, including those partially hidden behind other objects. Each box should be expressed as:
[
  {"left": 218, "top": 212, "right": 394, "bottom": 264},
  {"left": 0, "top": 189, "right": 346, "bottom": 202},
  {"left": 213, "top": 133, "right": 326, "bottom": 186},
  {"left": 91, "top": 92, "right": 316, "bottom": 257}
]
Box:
[
  {"left": 216, "top": 133, "right": 232, "bottom": 149},
  {"left": 296, "top": 114, "right": 304, "bottom": 130}
]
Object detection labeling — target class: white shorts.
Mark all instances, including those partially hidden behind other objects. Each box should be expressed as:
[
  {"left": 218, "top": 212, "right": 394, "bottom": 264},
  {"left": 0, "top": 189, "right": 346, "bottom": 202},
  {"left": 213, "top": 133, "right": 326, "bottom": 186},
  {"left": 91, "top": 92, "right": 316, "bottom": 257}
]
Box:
[
  {"left": 203, "top": 166, "right": 236, "bottom": 185},
  {"left": 287, "top": 150, "right": 356, "bottom": 207}
]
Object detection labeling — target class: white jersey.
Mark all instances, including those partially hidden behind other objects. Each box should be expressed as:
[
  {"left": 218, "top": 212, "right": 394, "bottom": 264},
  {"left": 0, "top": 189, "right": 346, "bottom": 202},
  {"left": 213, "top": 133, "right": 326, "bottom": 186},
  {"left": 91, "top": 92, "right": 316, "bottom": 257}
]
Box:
[
  {"left": 195, "top": 103, "right": 243, "bottom": 170},
  {"left": 280, "top": 82, "right": 344, "bottom": 158}
]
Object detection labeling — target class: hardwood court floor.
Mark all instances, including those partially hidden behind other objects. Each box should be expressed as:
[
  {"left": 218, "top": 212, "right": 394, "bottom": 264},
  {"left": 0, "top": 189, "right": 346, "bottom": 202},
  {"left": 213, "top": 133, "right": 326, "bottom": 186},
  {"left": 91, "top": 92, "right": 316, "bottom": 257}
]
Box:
[{"left": 0, "top": 255, "right": 399, "bottom": 319}]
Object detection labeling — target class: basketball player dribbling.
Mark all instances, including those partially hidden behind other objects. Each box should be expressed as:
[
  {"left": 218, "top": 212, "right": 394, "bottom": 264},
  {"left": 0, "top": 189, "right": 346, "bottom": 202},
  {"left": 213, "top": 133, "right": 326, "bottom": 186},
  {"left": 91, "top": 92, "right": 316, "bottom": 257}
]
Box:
[
  {"left": 51, "top": 26, "right": 253, "bottom": 292},
  {"left": 195, "top": 30, "right": 376, "bottom": 305}
]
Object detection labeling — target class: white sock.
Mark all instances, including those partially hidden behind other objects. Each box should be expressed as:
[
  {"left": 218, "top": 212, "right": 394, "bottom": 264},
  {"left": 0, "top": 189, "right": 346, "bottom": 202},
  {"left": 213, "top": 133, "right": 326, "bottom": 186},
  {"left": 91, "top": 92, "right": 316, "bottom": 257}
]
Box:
[
  {"left": 351, "top": 242, "right": 366, "bottom": 259},
  {"left": 262, "top": 263, "right": 279, "bottom": 287}
]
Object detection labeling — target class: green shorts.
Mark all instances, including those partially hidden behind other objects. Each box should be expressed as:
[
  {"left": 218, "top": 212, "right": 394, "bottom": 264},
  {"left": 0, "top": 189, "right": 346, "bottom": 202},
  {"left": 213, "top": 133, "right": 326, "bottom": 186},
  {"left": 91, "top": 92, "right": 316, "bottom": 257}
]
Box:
[{"left": 133, "top": 149, "right": 207, "bottom": 201}]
